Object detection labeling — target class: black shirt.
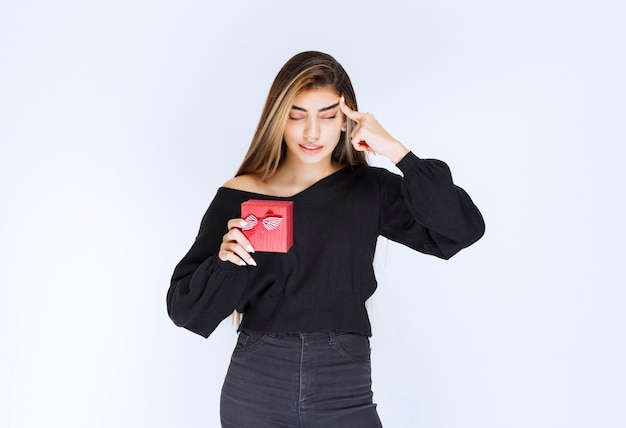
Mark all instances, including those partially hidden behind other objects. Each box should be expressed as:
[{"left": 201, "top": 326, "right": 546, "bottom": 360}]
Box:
[{"left": 167, "top": 152, "right": 485, "bottom": 338}]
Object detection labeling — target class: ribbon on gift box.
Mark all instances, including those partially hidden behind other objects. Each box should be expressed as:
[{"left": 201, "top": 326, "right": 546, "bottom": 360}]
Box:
[{"left": 241, "top": 212, "right": 283, "bottom": 231}]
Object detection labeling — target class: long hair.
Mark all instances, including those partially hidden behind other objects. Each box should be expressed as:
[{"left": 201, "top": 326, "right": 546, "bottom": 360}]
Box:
[{"left": 235, "top": 51, "right": 367, "bottom": 178}]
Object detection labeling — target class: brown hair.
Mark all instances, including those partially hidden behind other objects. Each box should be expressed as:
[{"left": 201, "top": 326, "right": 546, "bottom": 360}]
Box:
[{"left": 235, "top": 51, "right": 367, "bottom": 178}]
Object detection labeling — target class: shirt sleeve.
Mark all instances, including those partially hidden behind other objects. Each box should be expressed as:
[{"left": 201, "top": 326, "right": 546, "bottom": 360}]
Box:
[
  {"left": 379, "top": 151, "right": 485, "bottom": 259},
  {"left": 167, "top": 191, "right": 250, "bottom": 338}
]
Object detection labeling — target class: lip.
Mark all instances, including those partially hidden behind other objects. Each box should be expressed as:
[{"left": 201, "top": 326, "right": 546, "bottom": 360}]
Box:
[{"left": 299, "top": 144, "right": 323, "bottom": 153}]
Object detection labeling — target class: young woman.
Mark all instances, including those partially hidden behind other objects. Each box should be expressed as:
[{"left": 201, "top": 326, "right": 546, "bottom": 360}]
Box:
[{"left": 167, "top": 51, "right": 485, "bottom": 427}]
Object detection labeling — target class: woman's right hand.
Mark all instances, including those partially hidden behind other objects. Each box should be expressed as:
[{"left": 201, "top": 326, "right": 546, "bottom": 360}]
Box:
[{"left": 218, "top": 218, "right": 257, "bottom": 267}]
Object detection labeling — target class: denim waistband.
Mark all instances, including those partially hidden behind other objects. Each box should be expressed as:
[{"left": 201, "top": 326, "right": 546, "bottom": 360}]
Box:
[{"left": 242, "top": 330, "right": 361, "bottom": 340}]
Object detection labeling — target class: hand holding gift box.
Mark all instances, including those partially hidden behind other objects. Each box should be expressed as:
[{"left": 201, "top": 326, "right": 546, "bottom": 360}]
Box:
[{"left": 241, "top": 200, "right": 293, "bottom": 253}]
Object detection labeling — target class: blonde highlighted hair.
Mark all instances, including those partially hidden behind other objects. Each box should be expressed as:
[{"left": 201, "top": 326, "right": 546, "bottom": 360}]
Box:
[{"left": 236, "top": 51, "right": 367, "bottom": 179}]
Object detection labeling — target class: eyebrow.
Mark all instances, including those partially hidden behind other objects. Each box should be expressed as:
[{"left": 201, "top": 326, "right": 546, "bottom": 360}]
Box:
[{"left": 291, "top": 102, "right": 340, "bottom": 113}]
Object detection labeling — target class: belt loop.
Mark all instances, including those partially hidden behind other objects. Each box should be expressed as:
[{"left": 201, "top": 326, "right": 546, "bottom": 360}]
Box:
[{"left": 328, "top": 330, "right": 335, "bottom": 346}]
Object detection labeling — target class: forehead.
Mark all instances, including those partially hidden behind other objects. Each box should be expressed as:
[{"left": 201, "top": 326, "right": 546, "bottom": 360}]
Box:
[{"left": 291, "top": 87, "right": 339, "bottom": 109}]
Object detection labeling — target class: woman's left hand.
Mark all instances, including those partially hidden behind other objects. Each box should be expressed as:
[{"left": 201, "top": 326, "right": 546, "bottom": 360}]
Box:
[{"left": 339, "top": 96, "right": 410, "bottom": 164}]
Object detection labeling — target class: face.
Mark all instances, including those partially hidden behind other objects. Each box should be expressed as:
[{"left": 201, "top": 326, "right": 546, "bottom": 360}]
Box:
[{"left": 282, "top": 86, "right": 346, "bottom": 167}]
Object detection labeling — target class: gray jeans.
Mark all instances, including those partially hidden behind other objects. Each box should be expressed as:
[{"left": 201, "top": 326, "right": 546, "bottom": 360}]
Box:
[{"left": 220, "top": 330, "right": 382, "bottom": 428}]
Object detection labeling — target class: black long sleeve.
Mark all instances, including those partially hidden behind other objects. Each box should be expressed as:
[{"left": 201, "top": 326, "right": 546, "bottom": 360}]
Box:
[
  {"left": 380, "top": 152, "right": 485, "bottom": 259},
  {"left": 167, "top": 152, "right": 484, "bottom": 338}
]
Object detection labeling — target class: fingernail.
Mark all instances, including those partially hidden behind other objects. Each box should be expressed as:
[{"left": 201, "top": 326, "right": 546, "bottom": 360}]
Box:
[
  {"left": 340, "top": 95, "right": 345, "bottom": 103},
  {"left": 248, "top": 258, "right": 257, "bottom": 267},
  {"left": 240, "top": 221, "right": 247, "bottom": 227},
  {"left": 247, "top": 245, "right": 255, "bottom": 253},
  {"left": 239, "top": 260, "right": 246, "bottom": 266}
]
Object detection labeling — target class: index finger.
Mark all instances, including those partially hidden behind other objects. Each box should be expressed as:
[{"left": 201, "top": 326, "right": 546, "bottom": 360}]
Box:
[
  {"left": 227, "top": 218, "right": 255, "bottom": 252},
  {"left": 340, "top": 95, "right": 364, "bottom": 122},
  {"left": 228, "top": 218, "right": 249, "bottom": 230}
]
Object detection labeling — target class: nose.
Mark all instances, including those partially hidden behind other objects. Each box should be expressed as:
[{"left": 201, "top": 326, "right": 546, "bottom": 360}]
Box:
[{"left": 304, "top": 118, "right": 320, "bottom": 142}]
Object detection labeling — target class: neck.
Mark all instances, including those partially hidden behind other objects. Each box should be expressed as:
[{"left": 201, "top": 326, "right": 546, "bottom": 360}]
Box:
[
  {"left": 288, "top": 152, "right": 341, "bottom": 176},
  {"left": 264, "top": 157, "right": 342, "bottom": 195}
]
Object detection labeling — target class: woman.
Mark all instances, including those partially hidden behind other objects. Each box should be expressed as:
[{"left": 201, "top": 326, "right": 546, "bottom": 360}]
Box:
[{"left": 167, "top": 51, "right": 485, "bottom": 427}]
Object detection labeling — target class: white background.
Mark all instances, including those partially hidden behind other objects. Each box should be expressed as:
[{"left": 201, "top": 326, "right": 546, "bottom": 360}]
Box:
[{"left": 2, "top": 1, "right": 625, "bottom": 427}]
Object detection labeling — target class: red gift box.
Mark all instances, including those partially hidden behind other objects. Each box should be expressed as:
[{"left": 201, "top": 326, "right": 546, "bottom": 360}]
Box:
[{"left": 241, "top": 200, "right": 293, "bottom": 253}]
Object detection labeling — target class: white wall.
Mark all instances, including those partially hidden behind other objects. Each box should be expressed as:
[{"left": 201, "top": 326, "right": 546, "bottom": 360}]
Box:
[{"left": 1, "top": 1, "right": 625, "bottom": 427}]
